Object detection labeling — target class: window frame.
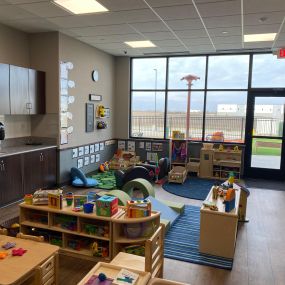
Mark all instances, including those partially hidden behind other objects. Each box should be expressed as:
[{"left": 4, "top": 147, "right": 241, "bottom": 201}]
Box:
[{"left": 130, "top": 51, "right": 276, "bottom": 144}]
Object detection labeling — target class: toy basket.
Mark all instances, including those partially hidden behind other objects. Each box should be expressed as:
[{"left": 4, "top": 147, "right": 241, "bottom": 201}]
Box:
[{"left": 0, "top": 216, "right": 20, "bottom": 237}]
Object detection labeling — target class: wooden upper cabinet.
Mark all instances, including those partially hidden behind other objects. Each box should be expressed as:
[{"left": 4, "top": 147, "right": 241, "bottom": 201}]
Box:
[
  {"left": 10, "top": 65, "right": 29, "bottom": 115},
  {"left": 9, "top": 65, "right": 46, "bottom": 115},
  {"left": 0, "top": 64, "right": 10, "bottom": 115},
  {"left": 28, "top": 69, "right": 45, "bottom": 114}
]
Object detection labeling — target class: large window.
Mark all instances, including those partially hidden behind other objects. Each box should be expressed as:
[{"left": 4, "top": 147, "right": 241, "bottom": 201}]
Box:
[{"left": 130, "top": 53, "right": 281, "bottom": 143}]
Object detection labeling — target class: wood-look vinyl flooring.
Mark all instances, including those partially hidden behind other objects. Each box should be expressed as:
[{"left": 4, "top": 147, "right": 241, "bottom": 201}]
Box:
[{"left": 1, "top": 182, "right": 285, "bottom": 285}]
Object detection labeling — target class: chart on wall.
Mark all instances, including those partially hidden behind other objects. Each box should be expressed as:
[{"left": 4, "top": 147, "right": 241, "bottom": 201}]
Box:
[{"left": 60, "top": 61, "right": 75, "bottom": 145}]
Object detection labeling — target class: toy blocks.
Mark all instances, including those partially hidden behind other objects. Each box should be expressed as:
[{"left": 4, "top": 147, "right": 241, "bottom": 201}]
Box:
[
  {"left": 127, "top": 199, "right": 151, "bottom": 218},
  {"left": 96, "top": 195, "right": 118, "bottom": 217},
  {"left": 224, "top": 188, "right": 236, "bottom": 212}
]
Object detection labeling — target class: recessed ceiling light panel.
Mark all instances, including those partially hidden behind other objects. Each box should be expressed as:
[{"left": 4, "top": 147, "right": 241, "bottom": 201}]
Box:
[
  {"left": 53, "top": 0, "right": 108, "bottom": 14},
  {"left": 124, "top": 40, "right": 156, "bottom": 48},
  {"left": 244, "top": 33, "right": 276, "bottom": 42}
]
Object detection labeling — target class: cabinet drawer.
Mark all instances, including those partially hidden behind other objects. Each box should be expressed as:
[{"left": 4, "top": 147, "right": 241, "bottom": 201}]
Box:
[
  {"left": 42, "top": 268, "right": 54, "bottom": 284},
  {"left": 43, "top": 275, "right": 55, "bottom": 285},
  {"left": 40, "top": 255, "right": 55, "bottom": 276}
]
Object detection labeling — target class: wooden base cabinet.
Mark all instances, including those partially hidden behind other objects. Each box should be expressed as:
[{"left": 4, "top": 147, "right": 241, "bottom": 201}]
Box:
[
  {"left": 0, "top": 155, "right": 23, "bottom": 206},
  {"left": 23, "top": 148, "right": 57, "bottom": 194}
]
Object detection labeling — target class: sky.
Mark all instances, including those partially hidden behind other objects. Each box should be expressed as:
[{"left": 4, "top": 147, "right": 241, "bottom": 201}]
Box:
[{"left": 131, "top": 54, "right": 285, "bottom": 112}]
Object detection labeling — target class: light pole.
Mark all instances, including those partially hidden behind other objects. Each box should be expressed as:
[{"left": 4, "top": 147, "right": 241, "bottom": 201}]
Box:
[
  {"left": 154, "top": 68, "right": 158, "bottom": 131},
  {"left": 181, "top": 75, "right": 200, "bottom": 139}
]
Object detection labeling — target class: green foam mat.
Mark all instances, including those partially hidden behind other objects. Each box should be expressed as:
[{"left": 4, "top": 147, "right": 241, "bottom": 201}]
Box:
[
  {"left": 91, "top": 171, "right": 117, "bottom": 190},
  {"left": 122, "top": 178, "right": 155, "bottom": 198}
]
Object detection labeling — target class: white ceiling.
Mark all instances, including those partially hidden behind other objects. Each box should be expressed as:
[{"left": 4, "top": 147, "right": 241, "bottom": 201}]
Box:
[{"left": 0, "top": 0, "right": 284, "bottom": 56}]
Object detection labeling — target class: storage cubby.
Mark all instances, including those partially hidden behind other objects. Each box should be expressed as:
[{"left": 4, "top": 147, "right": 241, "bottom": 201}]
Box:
[
  {"left": 80, "top": 218, "right": 110, "bottom": 239},
  {"left": 112, "top": 210, "right": 160, "bottom": 258},
  {"left": 19, "top": 203, "right": 160, "bottom": 261},
  {"left": 52, "top": 213, "right": 78, "bottom": 232}
]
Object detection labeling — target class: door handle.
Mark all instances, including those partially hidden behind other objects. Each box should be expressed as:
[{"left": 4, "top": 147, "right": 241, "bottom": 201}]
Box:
[{"left": 2, "top": 162, "right": 5, "bottom": 171}]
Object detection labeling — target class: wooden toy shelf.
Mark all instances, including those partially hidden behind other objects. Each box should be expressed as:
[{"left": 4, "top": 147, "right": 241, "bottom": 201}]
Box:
[
  {"left": 112, "top": 211, "right": 161, "bottom": 258},
  {"left": 19, "top": 203, "right": 161, "bottom": 262},
  {"left": 212, "top": 150, "right": 242, "bottom": 180},
  {"left": 19, "top": 203, "right": 123, "bottom": 262},
  {"left": 200, "top": 147, "right": 242, "bottom": 180},
  {"left": 199, "top": 184, "right": 241, "bottom": 258}
]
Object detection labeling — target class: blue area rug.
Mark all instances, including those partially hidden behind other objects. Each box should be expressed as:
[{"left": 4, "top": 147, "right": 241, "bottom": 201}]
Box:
[
  {"left": 164, "top": 205, "right": 233, "bottom": 270},
  {"left": 162, "top": 177, "right": 217, "bottom": 200}
]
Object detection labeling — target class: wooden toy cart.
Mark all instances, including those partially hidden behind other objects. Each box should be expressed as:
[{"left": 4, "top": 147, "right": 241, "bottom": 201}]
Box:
[{"left": 168, "top": 166, "right": 187, "bottom": 184}]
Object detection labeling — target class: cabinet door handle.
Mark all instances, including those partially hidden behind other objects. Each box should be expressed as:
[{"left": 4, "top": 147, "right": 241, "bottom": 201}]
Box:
[
  {"left": 0, "top": 163, "right": 2, "bottom": 171},
  {"left": 2, "top": 163, "right": 5, "bottom": 171}
]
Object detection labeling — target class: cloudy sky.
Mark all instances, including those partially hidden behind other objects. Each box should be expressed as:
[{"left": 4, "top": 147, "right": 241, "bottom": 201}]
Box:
[{"left": 131, "top": 53, "right": 285, "bottom": 113}]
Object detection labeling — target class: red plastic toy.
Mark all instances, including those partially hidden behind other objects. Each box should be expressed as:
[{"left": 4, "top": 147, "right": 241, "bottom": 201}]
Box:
[{"left": 12, "top": 248, "right": 27, "bottom": 256}]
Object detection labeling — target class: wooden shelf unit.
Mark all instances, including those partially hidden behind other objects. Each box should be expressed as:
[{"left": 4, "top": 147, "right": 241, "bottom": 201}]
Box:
[
  {"left": 112, "top": 211, "right": 161, "bottom": 258},
  {"left": 200, "top": 147, "right": 242, "bottom": 180},
  {"left": 19, "top": 203, "right": 161, "bottom": 262},
  {"left": 212, "top": 150, "right": 242, "bottom": 180},
  {"left": 199, "top": 184, "right": 241, "bottom": 258}
]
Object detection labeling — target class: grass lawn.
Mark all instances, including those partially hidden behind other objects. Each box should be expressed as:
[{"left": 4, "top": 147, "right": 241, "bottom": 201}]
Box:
[{"left": 252, "top": 138, "right": 282, "bottom": 156}]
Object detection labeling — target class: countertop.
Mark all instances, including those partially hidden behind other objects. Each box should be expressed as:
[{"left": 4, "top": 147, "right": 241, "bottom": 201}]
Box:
[{"left": 0, "top": 144, "right": 57, "bottom": 158}]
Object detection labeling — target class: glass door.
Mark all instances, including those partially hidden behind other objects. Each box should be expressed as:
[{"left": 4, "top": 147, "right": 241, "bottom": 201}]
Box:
[{"left": 244, "top": 92, "right": 285, "bottom": 179}]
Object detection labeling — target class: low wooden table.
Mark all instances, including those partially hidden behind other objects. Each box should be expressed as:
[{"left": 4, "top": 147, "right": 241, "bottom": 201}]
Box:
[
  {"left": 77, "top": 262, "right": 151, "bottom": 285},
  {"left": 199, "top": 183, "right": 241, "bottom": 258},
  {"left": 0, "top": 235, "right": 59, "bottom": 285}
]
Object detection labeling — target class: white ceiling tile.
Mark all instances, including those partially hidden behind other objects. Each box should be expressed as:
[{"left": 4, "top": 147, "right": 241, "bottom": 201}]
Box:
[
  {"left": 143, "top": 31, "right": 175, "bottom": 40},
  {"left": 154, "top": 5, "right": 199, "bottom": 20},
  {"left": 98, "top": 0, "right": 147, "bottom": 11},
  {"left": 19, "top": 2, "right": 70, "bottom": 18},
  {"left": 208, "top": 26, "right": 242, "bottom": 37},
  {"left": 244, "top": 12, "right": 285, "bottom": 26},
  {"left": 152, "top": 39, "right": 184, "bottom": 47},
  {"left": 175, "top": 29, "right": 209, "bottom": 38},
  {"left": 79, "top": 33, "right": 143, "bottom": 44},
  {"left": 0, "top": 0, "right": 10, "bottom": 5},
  {"left": 182, "top": 37, "right": 213, "bottom": 46},
  {"left": 194, "top": 0, "right": 229, "bottom": 3},
  {"left": 244, "top": 0, "right": 285, "bottom": 14},
  {"left": 274, "top": 40, "right": 285, "bottom": 48},
  {"left": 244, "top": 24, "right": 281, "bottom": 35},
  {"left": 203, "top": 15, "right": 241, "bottom": 29},
  {"left": 159, "top": 46, "right": 188, "bottom": 52},
  {"left": 189, "top": 45, "right": 216, "bottom": 53},
  {"left": 47, "top": 9, "right": 157, "bottom": 28},
  {"left": 215, "top": 43, "right": 243, "bottom": 50},
  {"left": 0, "top": 4, "right": 37, "bottom": 20},
  {"left": 130, "top": 21, "right": 168, "bottom": 33},
  {"left": 6, "top": 0, "right": 49, "bottom": 3},
  {"left": 196, "top": 0, "right": 241, "bottom": 17},
  {"left": 167, "top": 18, "right": 207, "bottom": 31},
  {"left": 212, "top": 35, "right": 242, "bottom": 45},
  {"left": 66, "top": 24, "right": 134, "bottom": 37},
  {"left": 147, "top": 0, "right": 192, "bottom": 7},
  {"left": 244, "top": 42, "right": 273, "bottom": 49},
  {"left": 2, "top": 17, "right": 59, "bottom": 32}
]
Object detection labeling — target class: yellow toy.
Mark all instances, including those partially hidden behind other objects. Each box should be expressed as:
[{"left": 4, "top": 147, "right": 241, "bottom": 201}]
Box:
[
  {"left": 218, "top": 144, "right": 224, "bottom": 151},
  {"left": 98, "top": 105, "right": 105, "bottom": 117},
  {"left": 233, "top": 145, "right": 239, "bottom": 152}
]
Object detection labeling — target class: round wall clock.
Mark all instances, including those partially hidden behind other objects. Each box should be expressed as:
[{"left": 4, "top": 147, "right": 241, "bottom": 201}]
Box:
[{"left": 92, "top": 70, "right": 99, "bottom": 82}]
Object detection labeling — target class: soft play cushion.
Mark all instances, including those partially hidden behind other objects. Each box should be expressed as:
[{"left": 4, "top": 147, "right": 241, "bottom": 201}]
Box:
[
  {"left": 72, "top": 178, "right": 98, "bottom": 188},
  {"left": 71, "top": 167, "right": 98, "bottom": 187}
]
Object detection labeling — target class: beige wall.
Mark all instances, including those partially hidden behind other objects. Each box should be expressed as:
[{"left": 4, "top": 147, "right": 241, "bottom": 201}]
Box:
[
  {"left": 0, "top": 23, "right": 30, "bottom": 67},
  {"left": 59, "top": 33, "right": 115, "bottom": 149},
  {"left": 0, "top": 23, "right": 31, "bottom": 138},
  {"left": 29, "top": 32, "right": 60, "bottom": 140},
  {"left": 114, "top": 57, "right": 130, "bottom": 139}
]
